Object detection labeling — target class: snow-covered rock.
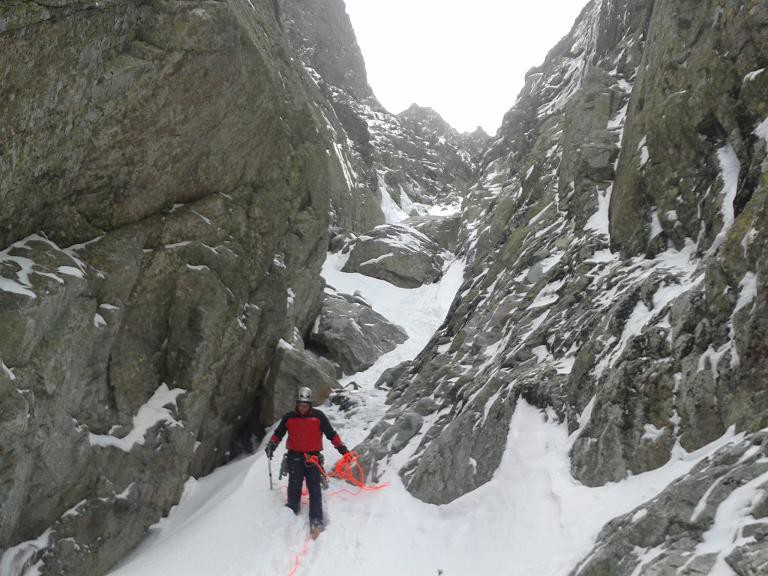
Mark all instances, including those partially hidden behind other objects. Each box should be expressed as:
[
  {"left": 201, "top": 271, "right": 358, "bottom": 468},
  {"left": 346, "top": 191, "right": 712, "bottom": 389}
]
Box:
[
  {"left": 280, "top": 0, "right": 485, "bottom": 231},
  {"left": 342, "top": 224, "right": 445, "bottom": 288}
]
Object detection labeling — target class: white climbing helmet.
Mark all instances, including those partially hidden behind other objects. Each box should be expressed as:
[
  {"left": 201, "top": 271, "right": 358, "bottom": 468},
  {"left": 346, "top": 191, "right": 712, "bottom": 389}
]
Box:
[{"left": 296, "top": 387, "right": 313, "bottom": 404}]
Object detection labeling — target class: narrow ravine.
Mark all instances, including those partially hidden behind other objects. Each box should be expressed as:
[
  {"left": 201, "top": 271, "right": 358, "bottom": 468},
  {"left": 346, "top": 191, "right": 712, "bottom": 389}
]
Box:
[
  {"left": 106, "top": 212, "right": 747, "bottom": 576},
  {"left": 3, "top": 2, "right": 767, "bottom": 574}
]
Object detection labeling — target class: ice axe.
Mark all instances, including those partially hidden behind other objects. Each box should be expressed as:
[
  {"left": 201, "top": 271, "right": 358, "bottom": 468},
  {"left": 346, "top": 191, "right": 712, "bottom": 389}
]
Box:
[{"left": 267, "top": 454, "right": 274, "bottom": 490}]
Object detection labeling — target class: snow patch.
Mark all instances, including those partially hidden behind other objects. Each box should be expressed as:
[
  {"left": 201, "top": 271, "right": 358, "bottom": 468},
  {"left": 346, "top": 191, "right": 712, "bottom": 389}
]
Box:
[
  {"left": 631, "top": 508, "right": 648, "bottom": 523},
  {"left": 359, "top": 254, "right": 393, "bottom": 267},
  {"left": 734, "top": 272, "right": 757, "bottom": 316},
  {"left": 642, "top": 424, "right": 666, "bottom": 441},
  {"left": 585, "top": 185, "right": 613, "bottom": 239},
  {"left": 428, "top": 201, "right": 462, "bottom": 217},
  {"left": 57, "top": 266, "right": 85, "bottom": 278},
  {"left": 1, "top": 360, "right": 16, "bottom": 381},
  {"left": 530, "top": 278, "right": 565, "bottom": 309},
  {"left": 531, "top": 345, "right": 550, "bottom": 363},
  {"left": 629, "top": 545, "right": 666, "bottom": 576},
  {"left": 0, "top": 529, "right": 51, "bottom": 576},
  {"left": 638, "top": 136, "right": 649, "bottom": 167},
  {"left": 539, "top": 251, "right": 565, "bottom": 274},
  {"left": 756, "top": 117, "right": 768, "bottom": 145},
  {"left": 89, "top": 384, "right": 185, "bottom": 451},
  {"left": 0, "top": 234, "right": 89, "bottom": 298},
  {"left": 683, "top": 468, "right": 768, "bottom": 574},
  {"left": 707, "top": 143, "right": 740, "bottom": 255},
  {"left": 378, "top": 174, "right": 408, "bottom": 224}
]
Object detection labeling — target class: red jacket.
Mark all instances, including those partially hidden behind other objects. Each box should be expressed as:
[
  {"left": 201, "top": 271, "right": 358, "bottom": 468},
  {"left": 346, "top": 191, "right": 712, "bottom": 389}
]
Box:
[{"left": 270, "top": 408, "right": 343, "bottom": 453}]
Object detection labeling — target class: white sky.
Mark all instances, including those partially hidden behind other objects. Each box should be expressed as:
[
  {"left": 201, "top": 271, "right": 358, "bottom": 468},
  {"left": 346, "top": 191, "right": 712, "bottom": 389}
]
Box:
[{"left": 343, "top": 0, "right": 590, "bottom": 135}]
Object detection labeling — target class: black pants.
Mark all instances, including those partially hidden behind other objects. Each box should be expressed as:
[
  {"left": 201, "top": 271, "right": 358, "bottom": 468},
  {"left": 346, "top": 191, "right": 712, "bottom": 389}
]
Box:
[{"left": 286, "top": 452, "right": 323, "bottom": 528}]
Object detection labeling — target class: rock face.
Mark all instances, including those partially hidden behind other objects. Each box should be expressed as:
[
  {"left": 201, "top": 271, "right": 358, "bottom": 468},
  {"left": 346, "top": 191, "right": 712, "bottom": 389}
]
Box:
[
  {"left": 342, "top": 224, "right": 446, "bottom": 288},
  {"left": 0, "top": 1, "right": 482, "bottom": 572},
  {"left": 359, "top": 0, "right": 768, "bottom": 548},
  {"left": 0, "top": 1, "right": 345, "bottom": 574},
  {"left": 309, "top": 292, "right": 408, "bottom": 375},
  {"left": 279, "top": 0, "right": 483, "bottom": 227},
  {"left": 277, "top": 0, "right": 385, "bottom": 233}
]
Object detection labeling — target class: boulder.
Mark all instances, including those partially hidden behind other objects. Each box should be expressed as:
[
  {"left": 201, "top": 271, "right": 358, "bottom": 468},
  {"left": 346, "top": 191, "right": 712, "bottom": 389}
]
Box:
[
  {"left": 310, "top": 293, "right": 407, "bottom": 374},
  {"left": 261, "top": 340, "right": 339, "bottom": 424},
  {"left": 403, "top": 214, "right": 462, "bottom": 252},
  {"left": 342, "top": 224, "right": 445, "bottom": 288}
]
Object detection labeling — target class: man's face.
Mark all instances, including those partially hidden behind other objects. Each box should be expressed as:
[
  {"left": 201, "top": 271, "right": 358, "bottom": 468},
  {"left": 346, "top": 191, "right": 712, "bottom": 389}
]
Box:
[{"left": 297, "top": 402, "right": 311, "bottom": 415}]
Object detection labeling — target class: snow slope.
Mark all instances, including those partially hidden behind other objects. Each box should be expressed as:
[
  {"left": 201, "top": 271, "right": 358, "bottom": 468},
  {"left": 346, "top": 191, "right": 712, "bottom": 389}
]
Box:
[{"left": 109, "top": 250, "right": 743, "bottom": 576}]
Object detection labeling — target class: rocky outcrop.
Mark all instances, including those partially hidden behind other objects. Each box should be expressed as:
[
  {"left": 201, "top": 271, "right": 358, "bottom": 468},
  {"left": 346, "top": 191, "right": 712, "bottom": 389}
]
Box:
[
  {"left": 0, "top": 1, "right": 345, "bottom": 573},
  {"left": 358, "top": 0, "right": 768, "bottom": 531},
  {"left": 566, "top": 0, "right": 768, "bottom": 487},
  {"left": 573, "top": 432, "right": 768, "bottom": 576},
  {"left": 342, "top": 224, "right": 446, "bottom": 288},
  {"left": 309, "top": 292, "right": 408, "bottom": 375}
]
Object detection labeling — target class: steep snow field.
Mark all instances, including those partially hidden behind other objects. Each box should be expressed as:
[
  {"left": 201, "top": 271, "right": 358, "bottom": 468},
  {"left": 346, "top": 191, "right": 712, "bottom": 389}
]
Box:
[{"left": 109, "top": 249, "right": 743, "bottom": 576}]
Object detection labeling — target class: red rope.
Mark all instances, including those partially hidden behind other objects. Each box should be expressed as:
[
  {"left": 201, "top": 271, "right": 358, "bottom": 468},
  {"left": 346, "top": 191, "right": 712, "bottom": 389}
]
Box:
[
  {"left": 285, "top": 451, "right": 389, "bottom": 575},
  {"left": 287, "top": 538, "right": 309, "bottom": 576},
  {"left": 305, "top": 451, "right": 389, "bottom": 493}
]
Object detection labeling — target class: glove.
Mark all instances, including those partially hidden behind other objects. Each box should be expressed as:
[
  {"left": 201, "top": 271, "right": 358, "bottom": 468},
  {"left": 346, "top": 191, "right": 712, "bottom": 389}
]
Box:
[
  {"left": 265, "top": 441, "right": 277, "bottom": 459},
  {"left": 337, "top": 444, "right": 349, "bottom": 455}
]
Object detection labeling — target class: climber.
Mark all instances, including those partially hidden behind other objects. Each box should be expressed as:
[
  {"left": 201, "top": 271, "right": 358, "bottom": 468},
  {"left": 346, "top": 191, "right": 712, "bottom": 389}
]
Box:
[{"left": 264, "top": 386, "right": 348, "bottom": 539}]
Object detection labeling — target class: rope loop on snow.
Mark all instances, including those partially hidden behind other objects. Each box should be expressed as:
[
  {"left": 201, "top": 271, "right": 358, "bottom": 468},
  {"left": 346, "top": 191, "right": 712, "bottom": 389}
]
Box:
[{"left": 304, "top": 451, "right": 389, "bottom": 492}]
